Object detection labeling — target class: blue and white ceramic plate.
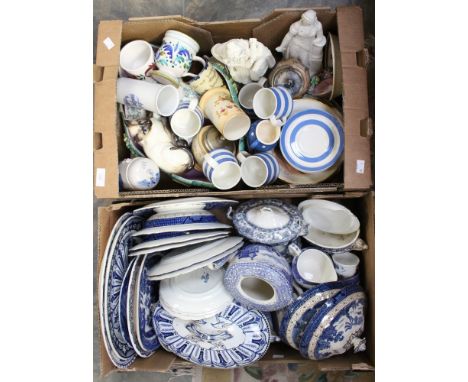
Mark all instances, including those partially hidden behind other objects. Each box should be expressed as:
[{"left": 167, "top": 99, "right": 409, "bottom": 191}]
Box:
[
  {"left": 279, "top": 274, "right": 360, "bottom": 350},
  {"left": 118, "top": 257, "right": 137, "bottom": 345},
  {"left": 133, "top": 197, "right": 239, "bottom": 215},
  {"left": 135, "top": 254, "right": 160, "bottom": 353},
  {"left": 232, "top": 199, "right": 307, "bottom": 245},
  {"left": 99, "top": 214, "right": 144, "bottom": 368},
  {"left": 152, "top": 302, "right": 271, "bottom": 368},
  {"left": 299, "top": 284, "right": 366, "bottom": 360},
  {"left": 280, "top": 109, "right": 344, "bottom": 173},
  {"left": 208, "top": 242, "right": 243, "bottom": 270},
  {"left": 133, "top": 222, "right": 232, "bottom": 237}
]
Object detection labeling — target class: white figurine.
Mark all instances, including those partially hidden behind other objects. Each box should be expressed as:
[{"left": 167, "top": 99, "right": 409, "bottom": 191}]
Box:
[
  {"left": 211, "top": 38, "right": 276, "bottom": 84},
  {"left": 276, "top": 10, "right": 326, "bottom": 76}
]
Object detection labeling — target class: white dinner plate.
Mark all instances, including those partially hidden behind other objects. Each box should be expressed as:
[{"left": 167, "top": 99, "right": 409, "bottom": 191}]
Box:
[
  {"left": 132, "top": 222, "right": 232, "bottom": 237},
  {"left": 133, "top": 197, "right": 238, "bottom": 215}
]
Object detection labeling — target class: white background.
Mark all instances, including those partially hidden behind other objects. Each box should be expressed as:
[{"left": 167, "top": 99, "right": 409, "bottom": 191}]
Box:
[{"left": 0, "top": 1, "right": 467, "bottom": 381}]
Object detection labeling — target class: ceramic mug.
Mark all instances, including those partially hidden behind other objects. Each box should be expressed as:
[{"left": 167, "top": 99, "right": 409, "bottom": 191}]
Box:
[
  {"left": 253, "top": 86, "right": 293, "bottom": 126},
  {"left": 189, "top": 62, "right": 225, "bottom": 95},
  {"left": 154, "top": 30, "right": 205, "bottom": 81},
  {"left": 288, "top": 244, "right": 338, "bottom": 288},
  {"left": 170, "top": 100, "right": 204, "bottom": 140},
  {"left": 238, "top": 77, "right": 267, "bottom": 113},
  {"left": 202, "top": 148, "right": 241, "bottom": 190},
  {"left": 199, "top": 87, "right": 251, "bottom": 141},
  {"left": 117, "top": 77, "right": 179, "bottom": 116},
  {"left": 246, "top": 119, "right": 281, "bottom": 153},
  {"left": 119, "top": 157, "right": 160, "bottom": 191},
  {"left": 237, "top": 151, "right": 279, "bottom": 188},
  {"left": 331, "top": 252, "right": 360, "bottom": 278},
  {"left": 119, "top": 40, "right": 156, "bottom": 79}
]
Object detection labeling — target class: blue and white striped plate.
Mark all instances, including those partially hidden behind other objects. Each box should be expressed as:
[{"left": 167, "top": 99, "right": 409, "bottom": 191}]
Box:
[{"left": 280, "top": 109, "right": 344, "bottom": 173}]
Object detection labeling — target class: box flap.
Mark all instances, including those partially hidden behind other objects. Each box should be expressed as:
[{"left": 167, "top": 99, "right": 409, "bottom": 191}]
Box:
[{"left": 96, "top": 20, "right": 122, "bottom": 67}]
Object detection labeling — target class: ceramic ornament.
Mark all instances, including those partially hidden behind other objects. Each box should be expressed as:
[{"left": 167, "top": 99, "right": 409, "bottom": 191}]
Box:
[
  {"left": 276, "top": 10, "right": 326, "bottom": 76},
  {"left": 211, "top": 38, "right": 276, "bottom": 84}
]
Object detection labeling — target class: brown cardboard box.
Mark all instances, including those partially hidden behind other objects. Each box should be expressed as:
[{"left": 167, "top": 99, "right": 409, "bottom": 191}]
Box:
[
  {"left": 94, "top": 6, "right": 373, "bottom": 199},
  {"left": 96, "top": 191, "right": 374, "bottom": 376}
]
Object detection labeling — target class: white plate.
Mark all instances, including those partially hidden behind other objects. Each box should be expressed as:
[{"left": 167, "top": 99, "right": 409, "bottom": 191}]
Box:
[
  {"left": 130, "top": 230, "right": 231, "bottom": 252},
  {"left": 134, "top": 197, "right": 238, "bottom": 215},
  {"left": 132, "top": 222, "right": 232, "bottom": 237},
  {"left": 148, "top": 237, "right": 243, "bottom": 278},
  {"left": 129, "top": 233, "right": 229, "bottom": 257}
]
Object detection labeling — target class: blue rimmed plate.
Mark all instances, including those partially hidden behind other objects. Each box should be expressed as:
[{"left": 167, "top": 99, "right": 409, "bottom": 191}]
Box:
[
  {"left": 152, "top": 302, "right": 271, "bottom": 368},
  {"left": 299, "top": 284, "right": 366, "bottom": 360},
  {"left": 280, "top": 109, "right": 344, "bottom": 173}
]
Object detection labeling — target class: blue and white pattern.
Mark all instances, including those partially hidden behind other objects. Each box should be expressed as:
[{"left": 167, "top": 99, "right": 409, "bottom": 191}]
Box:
[
  {"left": 132, "top": 197, "right": 238, "bottom": 216},
  {"left": 246, "top": 121, "right": 277, "bottom": 153},
  {"left": 224, "top": 244, "right": 293, "bottom": 312},
  {"left": 254, "top": 153, "right": 280, "bottom": 185},
  {"left": 171, "top": 101, "right": 204, "bottom": 126},
  {"left": 143, "top": 214, "right": 218, "bottom": 229},
  {"left": 280, "top": 109, "right": 344, "bottom": 173},
  {"left": 232, "top": 199, "right": 307, "bottom": 245},
  {"left": 299, "top": 284, "right": 366, "bottom": 360},
  {"left": 152, "top": 302, "right": 271, "bottom": 368},
  {"left": 135, "top": 171, "right": 160, "bottom": 190},
  {"left": 202, "top": 149, "right": 238, "bottom": 184},
  {"left": 136, "top": 255, "right": 160, "bottom": 353},
  {"left": 123, "top": 94, "right": 144, "bottom": 109},
  {"left": 254, "top": 86, "right": 293, "bottom": 121},
  {"left": 118, "top": 257, "right": 136, "bottom": 345}
]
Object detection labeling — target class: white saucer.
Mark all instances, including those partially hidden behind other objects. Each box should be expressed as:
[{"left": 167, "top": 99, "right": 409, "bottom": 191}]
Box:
[
  {"left": 134, "top": 197, "right": 238, "bottom": 215},
  {"left": 132, "top": 222, "right": 232, "bottom": 237}
]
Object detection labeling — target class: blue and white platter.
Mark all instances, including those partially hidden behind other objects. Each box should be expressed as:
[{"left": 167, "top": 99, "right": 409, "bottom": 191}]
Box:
[
  {"left": 280, "top": 109, "right": 344, "bottom": 173},
  {"left": 232, "top": 199, "right": 307, "bottom": 245},
  {"left": 152, "top": 302, "right": 271, "bottom": 368},
  {"left": 118, "top": 257, "right": 136, "bottom": 345},
  {"left": 133, "top": 197, "right": 239, "bottom": 215},
  {"left": 278, "top": 274, "right": 360, "bottom": 350},
  {"left": 298, "top": 284, "right": 366, "bottom": 360},
  {"left": 98, "top": 214, "right": 144, "bottom": 368}
]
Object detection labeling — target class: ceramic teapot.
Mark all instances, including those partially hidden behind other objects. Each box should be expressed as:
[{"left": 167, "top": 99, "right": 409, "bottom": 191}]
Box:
[{"left": 140, "top": 117, "right": 194, "bottom": 175}]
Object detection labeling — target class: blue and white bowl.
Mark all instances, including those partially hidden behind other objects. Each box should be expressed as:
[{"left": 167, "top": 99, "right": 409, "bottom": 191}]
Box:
[
  {"left": 224, "top": 244, "right": 293, "bottom": 311},
  {"left": 280, "top": 109, "right": 344, "bottom": 173}
]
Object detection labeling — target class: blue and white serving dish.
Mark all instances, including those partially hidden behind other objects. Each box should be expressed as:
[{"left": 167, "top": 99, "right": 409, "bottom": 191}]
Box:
[
  {"left": 299, "top": 284, "right": 366, "bottom": 360},
  {"left": 231, "top": 199, "right": 307, "bottom": 245},
  {"left": 133, "top": 197, "right": 239, "bottom": 215},
  {"left": 98, "top": 214, "right": 143, "bottom": 368},
  {"left": 223, "top": 244, "right": 293, "bottom": 312},
  {"left": 118, "top": 257, "right": 136, "bottom": 345},
  {"left": 280, "top": 109, "right": 344, "bottom": 173},
  {"left": 152, "top": 302, "right": 271, "bottom": 368}
]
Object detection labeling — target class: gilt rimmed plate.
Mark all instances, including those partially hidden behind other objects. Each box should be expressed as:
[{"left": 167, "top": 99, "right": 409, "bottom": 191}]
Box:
[
  {"left": 134, "top": 197, "right": 238, "bottom": 215},
  {"left": 280, "top": 109, "right": 344, "bottom": 173},
  {"left": 299, "top": 284, "right": 366, "bottom": 360},
  {"left": 152, "top": 302, "right": 271, "bottom": 368}
]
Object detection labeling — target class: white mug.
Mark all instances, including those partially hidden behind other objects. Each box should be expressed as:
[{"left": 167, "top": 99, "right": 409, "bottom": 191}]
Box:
[
  {"left": 237, "top": 151, "right": 279, "bottom": 188},
  {"left": 202, "top": 149, "right": 241, "bottom": 190},
  {"left": 170, "top": 99, "right": 204, "bottom": 140},
  {"left": 116, "top": 77, "right": 179, "bottom": 116},
  {"left": 238, "top": 77, "right": 267, "bottom": 112},
  {"left": 253, "top": 86, "right": 293, "bottom": 126},
  {"left": 119, "top": 40, "right": 156, "bottom": 79}
]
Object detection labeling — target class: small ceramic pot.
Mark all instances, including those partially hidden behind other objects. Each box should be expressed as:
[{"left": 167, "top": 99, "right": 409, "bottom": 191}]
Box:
[
  {"left": 116, "top": 77, "right": 179, "bottom": 116},
  {"left": 202, "top": 148, "right": 241, "bottom": 190},
  {"left": 268, "top": 58, "right": 310, "bottom": 99},
  {"left": 191, "top": 125, "right": 237, "bottom": 171},
  {"left": 237, "top": 151, "right": 279, "bottom": 188},
  {"left": 288, "top": 245, "right": 337, "bottom": 289},
  {"left": 252, "top": 86, "right": 293, "bottom": 126},
  {"left": 154, "top": 30, "right": 205, "bottom": 82},
  {"left": 119, "top": 158, "right": 160, "bottom": 191},
  {"left": 246, "top": 119, "right": 281, "bottom": 153},
  {"left": 199, "top": 87, "right": 250, "bottom": 141},
  {"left": 224, "top": 244, "right": 293, "bottom": 311},
  {"left": 238, "top": 77, "right": 267, "bottom": 113},
  {"left": 332, "top": 252, "right": 360, "bottom": 278},
  {"left": 120, "top": 40, "right": 156, "bottom": 79},
  {"left": 188, "top": 62, "right": 225, "bottom": 95}
]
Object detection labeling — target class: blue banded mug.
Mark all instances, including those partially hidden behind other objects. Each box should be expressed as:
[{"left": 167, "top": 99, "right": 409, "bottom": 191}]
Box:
[
  {"left": 252, "top": 86, "right": 293, "bottom": 126},
  {"left": 247, "top": 119, "right": 281, "bottom": 153},
  {"left": 236, "top": 151, "right": 279, "bottom": 188},
  {"left": 202, "top": 148, "right": 241, "bottom": 190}
]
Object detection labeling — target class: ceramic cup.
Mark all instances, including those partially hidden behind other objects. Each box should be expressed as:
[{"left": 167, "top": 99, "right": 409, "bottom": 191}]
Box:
[
  {"left": 199, "top": 87, "right": 251, "bottom": 141},
  {"left": 119, "top": 157, "right": 160, "bottom": 191},
  {"left": 202, "top": 148, "right": 241, "bottom": 190},
  {"left": 154, "top": 30, "right": 205, "bottom": 82},
  {"left": 253, "top": 86, "right": 293, "bottom": 126},
  {"left": 117, "top": 77, "right": 179, "bottom": 116},
  {"left": 246, "top": 119, "right": 281, "bottom": 153},
  {"left": 331, "top": 252, "right": 360, "bottom": 278},
  {"left": 288, "top": 244, "right": 338, "bottom": 288},
  {"left": 119, "top": 40, "right": 156, "bottom": 79},
  {"left": 170, "top": 99, "right": 204, "bottom": 140},
  {"left": 189, "top": 62, "right": 225, "bottom": 95},
  {"left": 238, "top": 77, "right": 267, "bottom": 113},
  {"left": 237, "top": 151, "right": 279, "bottom": 188}
]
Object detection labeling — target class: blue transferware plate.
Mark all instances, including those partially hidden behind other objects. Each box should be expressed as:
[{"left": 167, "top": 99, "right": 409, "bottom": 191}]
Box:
[
  {"left": 99, "top": 214, "right": 143, "bottom": 368},
  {"left": 232, "top": 199, "right": 307, "bottom": 245},
  {"left": 118, "top": 257, "right": 137, "bottom": 345},
  {"left": 278, "top": 274, "right": 360, "bottom": 350},
  {"left": 299, "top": 284, "right": 366, "bottom": 360},
  {"left": 152, "top": 302, "right": 271, "bottom": 368},
  {"left": 135, "top": 254, "right": 160, "bottom": 353},
  {"left": 280, "top": 109, "right": 344, "bottom": 173}
]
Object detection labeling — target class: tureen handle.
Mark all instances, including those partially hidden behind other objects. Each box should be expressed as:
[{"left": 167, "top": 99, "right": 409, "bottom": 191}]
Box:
[
  {"left": 288, "top": 243, "right": 302, "bottom": 257},
  {"left": 226, "top": 206, "right": 234, "bottom": 220},
  {"left": 351, "top": 336, "right": 367, "bottom": 353},
  {"left": 351, "top": 238, "right": 368, "bottom": 251}
]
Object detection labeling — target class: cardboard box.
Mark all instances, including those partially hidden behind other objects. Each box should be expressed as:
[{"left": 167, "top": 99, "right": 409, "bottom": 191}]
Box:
[
  {"left": 96, "top": 191, "right": 374, "bottom": 376},
  {"left": 94, "top": 6, "right": 373, "bottom": 199}
]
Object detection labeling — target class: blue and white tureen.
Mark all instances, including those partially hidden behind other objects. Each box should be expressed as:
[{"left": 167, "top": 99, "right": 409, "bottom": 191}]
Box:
[
  {"left": 231, "top": 199, "right": 307, "bottom": 245},
  {"left": 152, "top": 302, "right": 271, "bottom": 368}
]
